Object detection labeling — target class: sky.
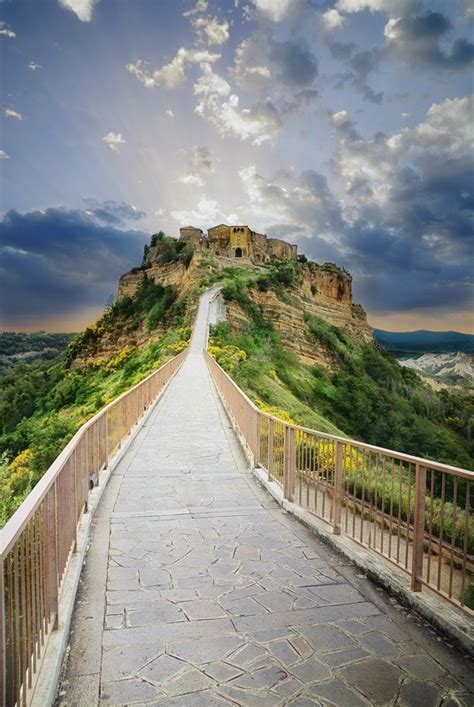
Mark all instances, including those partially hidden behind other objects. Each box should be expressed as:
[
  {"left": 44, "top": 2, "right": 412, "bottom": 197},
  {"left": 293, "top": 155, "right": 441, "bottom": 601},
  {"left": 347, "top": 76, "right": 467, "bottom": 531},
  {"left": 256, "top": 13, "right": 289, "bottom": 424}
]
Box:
[{"left": 0, "top": 0, "right": 473, "bottom": 333}]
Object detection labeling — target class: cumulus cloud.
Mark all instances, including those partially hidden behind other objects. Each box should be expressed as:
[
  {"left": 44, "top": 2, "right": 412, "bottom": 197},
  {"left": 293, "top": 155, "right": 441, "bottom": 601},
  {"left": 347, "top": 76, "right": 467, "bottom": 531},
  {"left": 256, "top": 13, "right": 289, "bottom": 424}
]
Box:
[
  {"left": 127, "top": 49, "right": 220, "bottom": 89},
  {"left": 384, "top": 10, "right": 474, "bottom": 71},
  {"left": 102, "top": 132, "right": 125, "bottom": 152},
  {"left": 0, "top": 207, "right": 148, "bottom": 327},
  {"left": 233, "top": 34, "right": 318, "bottom": 91},
  {"left": 0, "top": 150, "right": 10, "bottom": 160},
  {"left": 195, "top": 67, "right": 283, "bottom": 145},
  {"left": 3, "top": 105, "right": 22, "bottom": 120},
  {"left": 58, "top": 0, "right": 100, "bottom": 22},
  {"left": 192, "top": 16, "right": 230, "bottom": 45},
  {"left": 183, "top": 0, "right": 208, "bottom": 17},
  {"left": 0, "top": 22, "right": 16, "bottom": 38},
  {"left": 171, "top": 196, "right": 237, "bottom": 226},
  {"left": 336, "top": 1, "right": 473, "bottom": 73},
  {"left": 321, "top": 9, "right": 346, "bottom": 30},
  {"left": 250, "top": 0, "right": 301, "bottom": 23},
  {"left": 28, "top": 62, "right": 42, "bottom": 71}
]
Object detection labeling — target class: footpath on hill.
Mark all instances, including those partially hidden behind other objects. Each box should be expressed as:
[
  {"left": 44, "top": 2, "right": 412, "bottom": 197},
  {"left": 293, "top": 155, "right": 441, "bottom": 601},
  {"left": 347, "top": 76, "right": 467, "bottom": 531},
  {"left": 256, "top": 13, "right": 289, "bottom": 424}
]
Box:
[{"left": 58, "top": 290, "right": 473, "bottom": 706}]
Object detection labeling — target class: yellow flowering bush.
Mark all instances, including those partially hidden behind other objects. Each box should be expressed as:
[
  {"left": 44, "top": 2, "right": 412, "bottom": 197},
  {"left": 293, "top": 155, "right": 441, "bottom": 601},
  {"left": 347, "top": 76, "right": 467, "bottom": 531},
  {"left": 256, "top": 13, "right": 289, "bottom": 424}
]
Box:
[
  {"left": 6, "top": 449, "right": 34, "bottom": 492},
  {"left": 105, "top": 345, "right": 136, "bottom": 371},
  {"left": 164, "top": 340, "right": 188, "bottom": 355},
  {"left": 208, "top": 344, "right": 247, "bottom": 374}
]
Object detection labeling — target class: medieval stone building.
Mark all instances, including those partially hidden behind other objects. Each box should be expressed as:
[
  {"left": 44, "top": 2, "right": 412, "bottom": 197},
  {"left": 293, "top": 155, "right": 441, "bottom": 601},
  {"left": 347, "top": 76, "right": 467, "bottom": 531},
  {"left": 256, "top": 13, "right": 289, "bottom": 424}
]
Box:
[{"left": 179, "top": 224, "right": 297, "bottom": 263}]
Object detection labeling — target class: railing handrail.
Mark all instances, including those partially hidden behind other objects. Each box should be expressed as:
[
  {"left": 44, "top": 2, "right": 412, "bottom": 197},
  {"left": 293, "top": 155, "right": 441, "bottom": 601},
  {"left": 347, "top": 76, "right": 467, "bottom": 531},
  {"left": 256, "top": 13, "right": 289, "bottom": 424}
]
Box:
[
  {"left": 204, "top": 350, "right": 474, "bottom": 480},
  {"left": 0, "top": 353, "right": 185, "bottom": 557}
]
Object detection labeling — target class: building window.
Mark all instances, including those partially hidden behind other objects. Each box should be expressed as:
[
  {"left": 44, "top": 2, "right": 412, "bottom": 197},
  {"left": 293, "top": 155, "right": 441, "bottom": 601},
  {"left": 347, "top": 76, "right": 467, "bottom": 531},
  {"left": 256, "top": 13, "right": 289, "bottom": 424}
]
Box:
[{"left": 235, "top": 247, "right": 243, "bottom": 258}]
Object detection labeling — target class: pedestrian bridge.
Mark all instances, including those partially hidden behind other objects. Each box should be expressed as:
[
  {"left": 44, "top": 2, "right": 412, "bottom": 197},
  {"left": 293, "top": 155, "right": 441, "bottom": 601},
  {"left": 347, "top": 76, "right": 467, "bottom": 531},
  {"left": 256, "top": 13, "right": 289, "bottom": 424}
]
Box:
[{"left": 1, "top": 290, "right": 473, "bottom": 706}]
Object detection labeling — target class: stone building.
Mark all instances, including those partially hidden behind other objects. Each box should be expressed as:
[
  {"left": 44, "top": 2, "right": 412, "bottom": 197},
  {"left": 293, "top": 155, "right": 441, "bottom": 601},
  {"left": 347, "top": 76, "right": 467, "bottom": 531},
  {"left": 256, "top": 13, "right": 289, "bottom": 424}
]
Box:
[{"left": 179, "top": 224, "right": 297, "bottom": 262}]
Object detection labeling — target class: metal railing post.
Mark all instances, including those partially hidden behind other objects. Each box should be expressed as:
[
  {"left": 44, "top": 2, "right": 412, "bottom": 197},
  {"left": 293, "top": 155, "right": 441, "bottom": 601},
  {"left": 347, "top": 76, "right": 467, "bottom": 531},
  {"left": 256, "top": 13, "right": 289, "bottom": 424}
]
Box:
[
  {"left": 333, "top": 441, "right": 344, "bottom": 535},
  {"left": 45, "top": 488, "right": 59, "bottom": 630},
  {"left": 104, "top": 413, "right": 109, "bottom": 470},
  {"left": 284, "top": 427, "right": 296, "bottom": 502},
  {"left": 267, "top": 418, "right": 274, "bottom": 481},
  {"left": 411, "top": 463, "right": 426, "bottom": 592}
]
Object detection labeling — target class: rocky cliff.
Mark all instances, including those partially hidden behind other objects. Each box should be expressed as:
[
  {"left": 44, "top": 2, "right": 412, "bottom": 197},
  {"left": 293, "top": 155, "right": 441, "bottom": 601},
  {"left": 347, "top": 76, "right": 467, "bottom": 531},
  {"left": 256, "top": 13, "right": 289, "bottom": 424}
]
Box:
[{"left": 117, "top": 246, "right": 372, "bottom": 370}]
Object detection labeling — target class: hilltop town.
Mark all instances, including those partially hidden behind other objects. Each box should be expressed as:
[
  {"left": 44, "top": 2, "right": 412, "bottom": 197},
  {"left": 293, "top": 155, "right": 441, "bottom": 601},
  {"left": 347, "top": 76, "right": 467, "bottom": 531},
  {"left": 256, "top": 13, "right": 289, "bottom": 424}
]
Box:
[{"left": 178, "top": 224, "right": 297, "bottom": 262}]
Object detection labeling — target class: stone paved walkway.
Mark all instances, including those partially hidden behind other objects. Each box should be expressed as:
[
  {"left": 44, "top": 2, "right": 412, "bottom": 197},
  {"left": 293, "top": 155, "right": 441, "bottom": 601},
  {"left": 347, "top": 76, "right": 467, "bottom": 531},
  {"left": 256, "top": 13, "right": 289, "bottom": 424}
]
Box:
[{"left": 59, "top": 291, "right": 473, "bottom": 706}]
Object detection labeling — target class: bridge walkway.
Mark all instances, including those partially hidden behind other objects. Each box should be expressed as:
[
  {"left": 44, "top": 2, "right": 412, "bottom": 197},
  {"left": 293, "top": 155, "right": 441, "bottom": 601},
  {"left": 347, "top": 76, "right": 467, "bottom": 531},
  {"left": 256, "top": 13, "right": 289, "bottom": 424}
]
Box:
[{"left": 59, "top": 291, "right": 473, "bottom": 706}]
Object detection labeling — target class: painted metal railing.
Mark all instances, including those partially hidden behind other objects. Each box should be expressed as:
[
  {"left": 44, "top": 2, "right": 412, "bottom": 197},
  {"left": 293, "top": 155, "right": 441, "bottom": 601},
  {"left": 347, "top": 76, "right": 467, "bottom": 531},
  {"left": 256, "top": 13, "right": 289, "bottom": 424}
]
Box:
[
  {"left": 0, "top": 350, "right": 186, "bottom": 707},
  {"left": 206, "top": 351, "right": 474, "bottom": 615}
]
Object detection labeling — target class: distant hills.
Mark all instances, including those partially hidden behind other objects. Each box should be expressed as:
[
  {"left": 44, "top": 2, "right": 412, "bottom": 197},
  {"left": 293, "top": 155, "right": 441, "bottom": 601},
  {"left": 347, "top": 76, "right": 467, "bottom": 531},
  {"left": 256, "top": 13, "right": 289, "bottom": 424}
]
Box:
[
  {"left": 374, "top": 329, "right": 474, "bottom": 355},
  {"left": 0, "top": 331, "right": 74, "bottom": 369}
]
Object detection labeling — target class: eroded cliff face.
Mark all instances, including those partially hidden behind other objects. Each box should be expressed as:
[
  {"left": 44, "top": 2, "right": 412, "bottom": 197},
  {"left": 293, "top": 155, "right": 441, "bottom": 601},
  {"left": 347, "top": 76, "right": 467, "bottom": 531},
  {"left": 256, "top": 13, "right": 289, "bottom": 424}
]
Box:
[
  {"left": 117, "top": 252, "right": 372, "bottom": 370},
  {"left": 225, "top": 284, "right": 371, "bottom": 370}
]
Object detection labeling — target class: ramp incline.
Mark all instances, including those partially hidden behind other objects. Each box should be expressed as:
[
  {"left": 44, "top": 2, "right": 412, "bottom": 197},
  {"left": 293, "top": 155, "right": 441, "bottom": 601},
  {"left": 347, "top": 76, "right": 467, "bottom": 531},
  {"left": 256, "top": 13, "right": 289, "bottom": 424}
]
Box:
[{"left": 59, "top": 290, "right": 473, "bottom": 706}]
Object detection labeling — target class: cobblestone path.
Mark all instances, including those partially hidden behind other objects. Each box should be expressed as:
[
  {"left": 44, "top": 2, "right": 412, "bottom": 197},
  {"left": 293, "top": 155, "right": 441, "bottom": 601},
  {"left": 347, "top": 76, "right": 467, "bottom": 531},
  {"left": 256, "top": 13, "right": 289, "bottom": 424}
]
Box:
[{"left": 59, "top": 291, "right": 473, "bottom": 706}]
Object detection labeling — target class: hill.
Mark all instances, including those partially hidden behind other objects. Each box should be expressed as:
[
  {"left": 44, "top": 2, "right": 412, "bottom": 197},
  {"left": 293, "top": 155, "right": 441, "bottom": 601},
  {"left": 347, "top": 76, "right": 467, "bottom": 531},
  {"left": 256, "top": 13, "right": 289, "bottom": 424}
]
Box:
[
  {"left": 374, "top": 329, "right": 474, "bottom": 354},
  {"left": 0, "top": 331, "right": 74, "bottom": 369},
  {"left": 1, "top": 231, "right": 472, "bottom": 526}
]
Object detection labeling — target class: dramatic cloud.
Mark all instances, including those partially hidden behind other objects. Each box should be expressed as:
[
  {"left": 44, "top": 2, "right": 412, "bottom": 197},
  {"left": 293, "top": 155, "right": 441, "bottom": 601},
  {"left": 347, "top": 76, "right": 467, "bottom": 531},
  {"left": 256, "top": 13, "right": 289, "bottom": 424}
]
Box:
[
  {"left": 0, "top": 150, "right": 10, "bottom": 160},
  {"left": 102, "top": 132, "right": 125, "bottom": 152},
  {"left": 0, "top": 207, "right": 148, "bottom": 327},
  {"left": 3, "top": 105, "right": 22, "bottom": 120},
  {"left": 82, "top": 198, "right": 146, "bottom": 225},
  {"left": 336, "top": 1, "right": 474, "bottom": 73},
  {"left": 384, "top": 10, "right": 474, "bottom": 71},
  {"left": 192, "top": 16, "right": 230, "bottom": 45},
  {"left": 236, "top": 95, "right": 474, "bottom": 316},
  {"left": 58, "top": 0, "right": 100, "bottom": 22},
  {"left": 127, "top": 49, "right": 220, "bottom": 89},
  {"left": 0, "top": 22, "right": 16, "bottom": 38}
]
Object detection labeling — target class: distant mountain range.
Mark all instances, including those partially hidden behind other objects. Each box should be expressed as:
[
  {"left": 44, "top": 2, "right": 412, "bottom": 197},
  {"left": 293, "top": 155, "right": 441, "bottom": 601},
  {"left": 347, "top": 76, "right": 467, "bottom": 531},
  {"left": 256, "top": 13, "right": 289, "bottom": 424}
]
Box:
[{"left": 374, "top": 329, "right": 474, "bottom": 355}]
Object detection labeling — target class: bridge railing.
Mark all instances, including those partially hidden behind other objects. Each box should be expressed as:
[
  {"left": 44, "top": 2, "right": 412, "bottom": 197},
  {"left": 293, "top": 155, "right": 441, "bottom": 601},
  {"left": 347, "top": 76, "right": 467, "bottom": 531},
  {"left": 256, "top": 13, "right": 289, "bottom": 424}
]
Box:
[
  {"left": 205, "top": 351, "right": 473, "bottom": 615},
  {"left": 0, "top": 350, "right": 186, "bottom": 707}
]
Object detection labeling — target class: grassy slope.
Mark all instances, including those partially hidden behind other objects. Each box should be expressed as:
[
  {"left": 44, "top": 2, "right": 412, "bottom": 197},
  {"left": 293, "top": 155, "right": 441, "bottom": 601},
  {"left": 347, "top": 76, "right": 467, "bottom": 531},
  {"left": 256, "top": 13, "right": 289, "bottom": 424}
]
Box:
[
  {"left": 207, "top": 265, "right": 473, "bottom": 471},
  {"left": 0, "top": 276, "right": 196, "bottom": 525}
]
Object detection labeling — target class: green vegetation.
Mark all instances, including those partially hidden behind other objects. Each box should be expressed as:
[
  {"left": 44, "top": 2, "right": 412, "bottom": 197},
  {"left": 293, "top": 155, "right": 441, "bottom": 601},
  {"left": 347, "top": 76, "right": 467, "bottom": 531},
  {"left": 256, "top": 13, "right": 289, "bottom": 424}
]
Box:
[
  {"left": 209, "top": 268, "right": 473, "bottom": 604},
  {"left": 0, "top": 262, "right": 193, "bottom": 526},
  {"left": 0, "top": 331, "right": 74, "bottom": 369},
  {"left": 210, "top": 267, "right": 473, "bottom": 471},
  {"left": 143, "top": 230, "right": 194, "bottom": 268}
]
